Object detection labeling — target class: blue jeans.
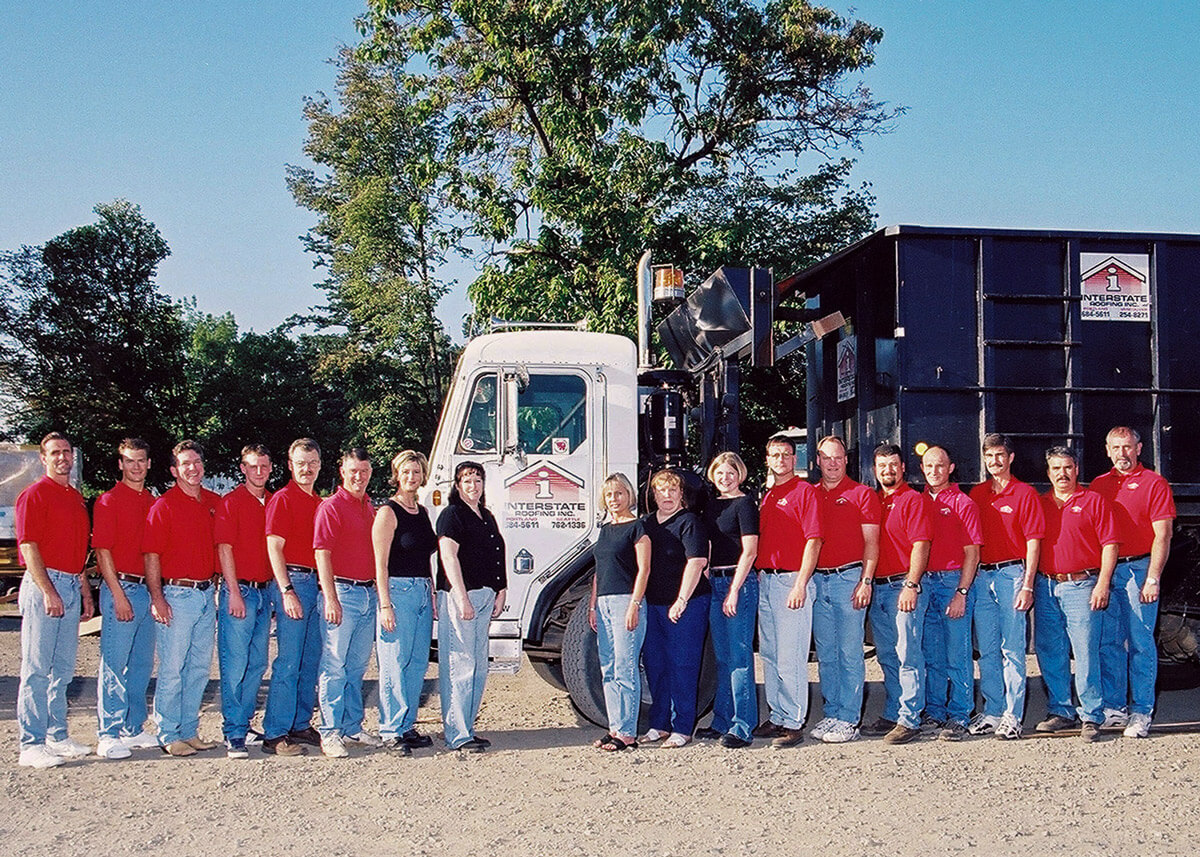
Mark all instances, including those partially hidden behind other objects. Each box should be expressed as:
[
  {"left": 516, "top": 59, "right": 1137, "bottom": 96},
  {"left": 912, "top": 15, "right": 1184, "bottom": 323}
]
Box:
[
  {"left": 973, "top": 561, "right": 1028, "bottom": 719},
  {"left": 262, "top": 570, "right": 322, "bottom": 739},
  {"left": 18, "top": 570, "right": 82, "bottom": 748},
  {"left": 922, "top": 570, "right": 975, "bottom": 725},
  {"left": 318, "top": 582, "right": 378, "bottom": 738},
  {"left": 596, "top": 593, "right": 646, "bottom": 738},
  {"left": 869, "top": 578, "right": 929, "bottom": 728},
  {"left": 1034, "top": 574, "right": 1104, "bottom": 723},
  {"left": 643, "top": 594, "right": 710, "bottom": 735},
  {"left": 812, "top": 567, "right": 867, "bottom": 725},
  {"left": 217, "top": 583, "right": 272, "bottom": 740},
  {"left": 757, "top": 572, "right": 813, "bottom": 730},
  {"left": 438, "top": 587, "right": 495, "bottom": 748},
  {"left": 96, "top": 580, "right": 156, "bottom": 739},
  {"left": 377, "top": 577, "right": 434, "bottom": 738},
  {"left": 708, "top": 575, "right": 759, "bottom": 739},
  {"left": 153, "top": 584, "right": 217, "bottom": 744},
  {"left": 1100, "top": 556, "right": 1158, "bottom": 716}
]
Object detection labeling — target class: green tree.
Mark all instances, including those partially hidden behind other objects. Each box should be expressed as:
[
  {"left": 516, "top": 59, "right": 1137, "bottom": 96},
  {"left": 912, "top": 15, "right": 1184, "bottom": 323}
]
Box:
[{"left": 0, "top": 200, "right": 189, "bottom": 492}]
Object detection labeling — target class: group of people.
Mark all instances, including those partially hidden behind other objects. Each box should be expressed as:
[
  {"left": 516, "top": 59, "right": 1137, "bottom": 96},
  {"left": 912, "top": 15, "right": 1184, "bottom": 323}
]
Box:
[
  {"left": 588, "top": 425, "right": 1174, "bottom": 751},
  {"left": 14, "top": 432, "right": 508, "bottom": 769}
]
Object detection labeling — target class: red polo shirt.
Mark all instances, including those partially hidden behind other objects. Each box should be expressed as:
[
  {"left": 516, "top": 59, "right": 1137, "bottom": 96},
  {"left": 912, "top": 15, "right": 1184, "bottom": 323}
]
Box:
[
  {"left": 757, "top": 476, "right": 823, "bottom": 571},
  {"left": 15, "top": 475, "right": 89, "bottom": 573},
  {"left": 142, "top": 484, "right": 221, "bottom": 581},
  {"left": 214, "top": 484, "right": 273, "bottom": 583},
  {"left": 877, "top": 482, "right": 933, "bottom": 577},
  {"left": 265, "top": 480, "right": 323, "bottom": 568},
  {"left": 969, "top": 477, "right": 1046, "bottom": 564},
  {"left": 313, "top": 487, "right": 375, "bottom": 581},
  {"left": 1039, "top": 488, "right": 1120, "bottom": 575},
  {"left": 92, "top": 481, "right": 155, "bottom": 576},
  {"left": 924, "top": 484, "right": 983, "bottom": 572},
  {"left": 1089, "top": 465, "right": 1175, "bottom": 556},
  {"left": 816, "top": 477, "right": 881, "bottom": 568}
]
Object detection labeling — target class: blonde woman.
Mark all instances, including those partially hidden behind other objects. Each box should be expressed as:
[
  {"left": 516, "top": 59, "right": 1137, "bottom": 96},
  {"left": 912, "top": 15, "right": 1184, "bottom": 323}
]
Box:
[{"left": 588, "top": 473, "right": 651, "bottom": 752}]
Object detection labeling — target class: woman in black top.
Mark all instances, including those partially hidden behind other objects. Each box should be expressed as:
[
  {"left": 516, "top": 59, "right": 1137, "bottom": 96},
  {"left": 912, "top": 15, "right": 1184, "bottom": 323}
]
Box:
[
  {"left": 587, "top": 473, "right": 651, "bottom": 751},
  {"left": 640, "top": 468, "right": 710, "bottom": 748},
  {"left": 372, "top": 450, "right": 438, "bottom": 753},
  {"left": 699, "top": 452, "right": 760, "bottom": 748},
  {"left": 435, "top": 461, "right": 506, "bottom": 752}
]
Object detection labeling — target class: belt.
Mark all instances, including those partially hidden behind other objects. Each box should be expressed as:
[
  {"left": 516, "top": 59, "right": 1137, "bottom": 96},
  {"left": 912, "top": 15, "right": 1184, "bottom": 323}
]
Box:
[
  {"left": 286, "top": 564, "right": 317, "bottom": 574},
  {"left": 815, "top": 561, "right": 863, "bottom": 575},
  {"left": 873, "top": 572, "right": 907, "bottom": 585},
  {"left": 710, "top": 565, "right": 738, "bottom": 577},
  {"left": 116, "top": 572, "right": 146, "bottom": 585},
  {"left": 164, "top": 577, "right": 214, "bottom": 591},
  {"left": 236, "top": 580, "right": 272, "bottom": 590},
  {"left": 979, "top": 560, "right": 1022, "bottom": 572},
  {"left": 334, "top": 576, "right": 375, "bottom": 588},
  {"left": 1040, "top": 569, "right": 1098, "bottom": 582},
  {"left": 1118, "top": 553, "right": 1150, "bottom": 563},
  {"left": 756, "top": 567, "right": 796, "bottom": 575}
]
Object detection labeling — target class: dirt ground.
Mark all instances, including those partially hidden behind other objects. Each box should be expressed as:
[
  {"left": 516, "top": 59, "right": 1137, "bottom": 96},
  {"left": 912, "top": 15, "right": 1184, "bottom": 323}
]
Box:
[{"left": 3, "top": 614, "right": 1200, "bottom": 857}]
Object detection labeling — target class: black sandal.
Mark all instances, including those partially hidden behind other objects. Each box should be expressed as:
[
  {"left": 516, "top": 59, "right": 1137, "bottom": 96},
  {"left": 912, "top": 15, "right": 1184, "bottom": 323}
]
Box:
[
  {"left": 600, "top": 736, "right": 636, "bottom": 752},
  {"left": 593, "top": 733, "right": 620, "bottom": 750}
]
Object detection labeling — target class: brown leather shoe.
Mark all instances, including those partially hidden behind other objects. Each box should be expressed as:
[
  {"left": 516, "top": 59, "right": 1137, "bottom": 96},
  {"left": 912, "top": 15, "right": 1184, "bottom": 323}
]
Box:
[
  {"left": 751, "top": 721, "right": 785, "bottom": 739},
  {"left": 162, "top": 740, "right": 197, "bottom": 757},
  {"left": 262, "top": 735, "right": 307, "bottom": 756},
  {"left": 771, "top": 728, "right": 805, "bottom": 748},
  {"left": 184, "top": 736, "right": 217, "bottom": 751}
]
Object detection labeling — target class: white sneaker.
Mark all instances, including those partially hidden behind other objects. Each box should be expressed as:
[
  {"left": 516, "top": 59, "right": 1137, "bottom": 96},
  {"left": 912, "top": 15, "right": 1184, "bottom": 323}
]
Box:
[
  {"left": 994, "top": 713, "right": 1023, "bottom": 740},
  {"left": 321, "top": 735, "right": 349, "bottom": 758},
  {"left": 1123, "top": 712, "right": 1152, "bottom": 738},
  {"left": 96, "top": 737, "right": 132, "bottom": 759},
  {"left": 18, "top": 744, "right": 67, "bottom": 769},
  {"left": 121, "top": 730, "right": 160, "bottom": 750},
  {"left": 809, "top": 717, "right": 836, "bottom": 741},
  {"left": 1103, "top": 708, "right": 1129, "bottom": 728},
  {"left": 821, "top": 720, "right": 860, "bottom": 744},
  {"left": 45, "top": 737, "right": 90, "bottom": 759},
  {"left": 345, "top": 731, "right": 382, "bottom": 748},
  {"left": 967, "top": 713, "right": 1000, "bottom": 735}
]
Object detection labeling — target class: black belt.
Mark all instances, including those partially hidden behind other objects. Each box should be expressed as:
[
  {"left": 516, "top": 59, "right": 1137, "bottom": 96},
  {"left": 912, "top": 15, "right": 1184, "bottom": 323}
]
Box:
[
  {"left": 815, "top": 561, "right": 863, "bottom": 575},
  {"left": 979, "top": 560, "right": 1022, "bottom": 572},
  {"left": 286, "top": 564, "right": 317, "bottom": 574},
  {"left": 873, "top": 572, "right": 907, "bottom": 585},
  {"left": 164, "top": 578, "right": 214, "bottom": 591},
  {"left": 236, "top": 580, "right": 272, "bottom": 590},
  {"left": 116, "top": 572, "right": 146, "bottom": 585},
  {"left": 1118, "top": 553, "right": 1150, "bottom": 563},
  {"left": 756, "top": 567, "right": 796, "bottom": 574},
  {"left": 1040, "top": 569, "right": 1098, "bottom": 582},
  {"left": 334, "top": 576, "right": 375, "bottom": 587}
]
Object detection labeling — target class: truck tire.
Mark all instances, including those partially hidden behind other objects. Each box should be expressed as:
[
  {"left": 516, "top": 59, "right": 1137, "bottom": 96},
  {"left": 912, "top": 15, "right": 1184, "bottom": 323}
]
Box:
[{"left": 561, "top": 597, "right": 718, "bottom": 730}]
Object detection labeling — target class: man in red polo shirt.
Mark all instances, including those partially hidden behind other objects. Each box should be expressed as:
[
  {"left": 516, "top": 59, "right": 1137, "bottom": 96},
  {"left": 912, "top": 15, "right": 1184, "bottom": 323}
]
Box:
[
  {"left": 1033, "top": 446, "right": 1119, "bottom": 742},
  {"left": 144, "top": 440, "right": 222, "bottom": 757},
  {"left": 93, "top": 437, "right": 157, "bottom": 759},
  {"left": 968, "top": 433, "right": 1044, "bottom": 738},
  {"left": 866, "top": 443, "right": 932, "bottom": 745},
  {"left": 809, "top": 435, "right": 880, "bottom": 745},
  {"left": 215, "top": 443, "right": 274, "bottom": 759},
  {"left": 314, "top": 448, "right": 380, "bottom": 758},
  {"left": 15, "top": 432, "right": 93, "bottom": 769},
  {"left": 1091, "top": 426, "right": 1175, "bottom": 738},
  {"left": 752, "top": 435, "right": 823, "bottom": 749},
  {"left": 262, "top": 437, "right": 324, "bottom": 756}
]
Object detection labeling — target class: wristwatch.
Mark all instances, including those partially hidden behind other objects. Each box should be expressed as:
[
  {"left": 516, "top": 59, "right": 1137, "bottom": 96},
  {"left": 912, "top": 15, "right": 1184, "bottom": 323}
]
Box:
[
  {"left": 955, "top": 587, "right": 969, "bottom": 596},
  {"left": 902, "top": 581, "right": 922, "bottom": 593}
]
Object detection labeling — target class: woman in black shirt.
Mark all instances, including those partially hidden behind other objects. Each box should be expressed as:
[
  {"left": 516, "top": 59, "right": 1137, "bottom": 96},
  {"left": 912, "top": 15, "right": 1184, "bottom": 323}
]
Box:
[{"left": 372, "top": 450, "right": 438, "bottom": 753}]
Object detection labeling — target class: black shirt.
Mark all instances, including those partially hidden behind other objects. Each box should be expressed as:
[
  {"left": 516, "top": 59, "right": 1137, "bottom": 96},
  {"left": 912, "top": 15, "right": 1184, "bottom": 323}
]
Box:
[
  {"left": 384, "top": 500, "right": 438, "bottom": 578},
  {"left": 435, "top": 503, "right": 506, "bottom": 592},
  {"left": 642, "top": 509, "right": 710, "bottom": 606},
  {"left": 594, "top": 518, "right": 647, "bottom": 597},
  {"left": 704, "top": 494, "right": 759, "bottom": 568}
]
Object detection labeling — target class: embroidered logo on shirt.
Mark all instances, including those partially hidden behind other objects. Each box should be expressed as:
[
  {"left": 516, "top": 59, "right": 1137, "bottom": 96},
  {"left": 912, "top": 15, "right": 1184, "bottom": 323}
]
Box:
[
  {"left": 999, "top": 505, "right": 1013, "bottom": 514},
  {"left": 1127, "top": 482, "right": 1140, "bottom": 490},
  {"left": 777, "top": 498, "right": 788, "bottom": 506},
  {"left": 1071, "top": 505, "right": 1083, "bottom": 513}
]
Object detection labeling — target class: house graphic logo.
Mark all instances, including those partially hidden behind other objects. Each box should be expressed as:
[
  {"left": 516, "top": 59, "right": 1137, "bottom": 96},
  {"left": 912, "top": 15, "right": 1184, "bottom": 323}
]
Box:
[
  {"left": 1080, "top": 253, "right": 1150, "bottom": 322},
  {"left": 502, "top": 461, "right": 588, "bottom": 531}
]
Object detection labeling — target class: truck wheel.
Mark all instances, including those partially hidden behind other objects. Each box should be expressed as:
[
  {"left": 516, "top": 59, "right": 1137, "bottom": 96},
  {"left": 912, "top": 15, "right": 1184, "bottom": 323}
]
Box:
[{"left": 561, "top": 599, "right": 718, "bottom": 730}]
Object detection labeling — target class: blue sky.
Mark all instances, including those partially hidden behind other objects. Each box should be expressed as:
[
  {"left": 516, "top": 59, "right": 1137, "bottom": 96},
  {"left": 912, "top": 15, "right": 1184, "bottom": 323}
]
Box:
[{"left": 3, "top": 2, "right": 1198, "bottom": 337}]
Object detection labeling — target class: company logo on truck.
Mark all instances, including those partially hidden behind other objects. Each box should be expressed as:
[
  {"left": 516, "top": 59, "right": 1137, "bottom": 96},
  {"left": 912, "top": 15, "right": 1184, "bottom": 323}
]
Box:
[
  {"left": 502, "top": 461, "right": 588, "bottom": 531},
  {"left": 1081, "top": 253, "right": 1150, "bottom": 322}
]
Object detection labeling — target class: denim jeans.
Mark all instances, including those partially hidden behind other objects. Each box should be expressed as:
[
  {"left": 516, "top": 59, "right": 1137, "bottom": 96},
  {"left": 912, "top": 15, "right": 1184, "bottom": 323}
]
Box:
[
  {"left": 812, "top": 567, "right": 866, "bottom": 725},
  {"left": 18, "top": 570, "right": 82, "bottom": 748},
  {"left": 96, "top": 580, "right": 156, "bottom": 739},
  {"left": 438, "top": 587, "right": 495, "bottom": 748},
  {"left": 643, "top": 593, "right": 710, "bottom": 735},
  {"left": 595, "top": 593, "right": 646, "bottom": 738},
  {"left": 708, "top": 574, "right": 759, "bottom": 740},
  {"left": 922, "top": 570, "right": 976, "bottom": 725},
  {"left": 973, "top": 561, "right": 1028, "bottom": 719},
  {"left": 317, "top": 582, "right": 378, "bottom": 738},
  {"left": 262, "top": 570, "right": 322, "bottom": 739},
  {"left": 869, "top": 578, "right": 928, "bottom": 728},
  {"left": 153, "top": 584, "right": 217, "bottom": 744},
  {"left": 757, "top": 572, "right": 814, "bottom": 730},
  {"left": 1034, "top": 574, "right": 1104, "bottom": 723},
  {"left": 217, "top": 583, "right": 273, "bottom": 741},
  {"left": 377, "top": 577, "right": 434, "bottom": 739},
  {"left": 1100, "top": 556, "right": 1158, "bottom": 716}
]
